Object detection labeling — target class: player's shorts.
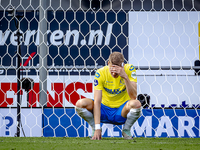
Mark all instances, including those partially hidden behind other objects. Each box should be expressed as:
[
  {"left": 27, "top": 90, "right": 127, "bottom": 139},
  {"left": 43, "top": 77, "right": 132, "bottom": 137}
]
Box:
[{"left": 92, "top": 100, "right": 128, "bottom": 125}]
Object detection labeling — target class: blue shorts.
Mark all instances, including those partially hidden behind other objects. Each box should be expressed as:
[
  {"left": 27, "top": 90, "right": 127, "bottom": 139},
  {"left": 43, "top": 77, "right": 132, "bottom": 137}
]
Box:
[{"left": 93, "top": 100, "right": 128, "bottom": 125}]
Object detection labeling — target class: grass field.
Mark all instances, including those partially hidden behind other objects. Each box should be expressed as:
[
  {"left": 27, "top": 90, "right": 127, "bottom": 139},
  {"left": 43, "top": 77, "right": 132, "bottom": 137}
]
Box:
[{"left": 0, "top": 137, "right": 199, "bottom": 150}]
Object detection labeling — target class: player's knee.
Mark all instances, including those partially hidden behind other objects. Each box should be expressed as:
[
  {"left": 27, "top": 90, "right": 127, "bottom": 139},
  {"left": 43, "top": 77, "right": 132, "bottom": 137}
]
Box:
[
  {"left": 129, "top": 100, "right": 141, "bottom": 109},
  {"left": 75, "top": 99, "right": 85, "bottom": 108},
  {"left": 75, "top": 98, "right": 94, "bottom": 110}
]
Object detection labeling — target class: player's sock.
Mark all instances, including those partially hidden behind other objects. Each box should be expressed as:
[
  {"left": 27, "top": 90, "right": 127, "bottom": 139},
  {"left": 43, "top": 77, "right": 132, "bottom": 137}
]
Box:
[
  {"left": 75, "top": 107, "right": 95, "bottom": 130},
  {"left": 122, "top": 108, "right": 141, "bottom": 139},
  {"left": 123, "top": 108, "right": 141, "bottom": 131}
]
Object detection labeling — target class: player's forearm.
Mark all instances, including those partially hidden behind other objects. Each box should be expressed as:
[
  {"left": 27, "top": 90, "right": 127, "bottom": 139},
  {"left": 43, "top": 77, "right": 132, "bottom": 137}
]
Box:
[
  {"left": 123, "top": 76, "right": 137, "bottom": 100},
  {"left": 93, "top": 101, "right": 101, "bottom": 125},
  {"left": 93, "top": 90, "right": 102, "bottom": 125}
]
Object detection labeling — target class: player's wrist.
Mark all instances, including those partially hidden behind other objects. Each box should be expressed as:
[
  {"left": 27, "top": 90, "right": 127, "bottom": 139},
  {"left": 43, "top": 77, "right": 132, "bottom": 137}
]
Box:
[
  {"left": 95, "top": 124, "right": 101, "bottom": 130},
  {"left": 122, "top": 74, "right": 128, "bottom": 80}
]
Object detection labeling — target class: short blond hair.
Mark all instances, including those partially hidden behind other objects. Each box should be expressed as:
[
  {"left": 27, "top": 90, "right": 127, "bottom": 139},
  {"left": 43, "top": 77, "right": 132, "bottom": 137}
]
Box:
[{"left": 108, "top": 52, "right": 124, "bottom": 66}]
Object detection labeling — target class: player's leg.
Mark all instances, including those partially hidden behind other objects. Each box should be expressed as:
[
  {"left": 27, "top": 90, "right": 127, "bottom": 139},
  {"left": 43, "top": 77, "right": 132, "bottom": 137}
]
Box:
[
  {"left": 75, "top": 98, "right": 95, "bottom": 131},
  {"left": 121, "top": 99, "right": 141, "bottom": 139}
]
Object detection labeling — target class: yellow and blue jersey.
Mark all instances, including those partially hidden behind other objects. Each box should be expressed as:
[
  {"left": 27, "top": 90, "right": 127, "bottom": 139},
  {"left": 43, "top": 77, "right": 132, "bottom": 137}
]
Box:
[{"left": 93, "top": 64, "right": 137, "bottom": 108}]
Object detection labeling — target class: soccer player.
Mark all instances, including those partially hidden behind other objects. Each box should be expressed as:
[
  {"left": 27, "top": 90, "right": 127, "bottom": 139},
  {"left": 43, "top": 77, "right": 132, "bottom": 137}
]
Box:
[{"left": 75, "top": 52, "right": 141, "bottom": 140}]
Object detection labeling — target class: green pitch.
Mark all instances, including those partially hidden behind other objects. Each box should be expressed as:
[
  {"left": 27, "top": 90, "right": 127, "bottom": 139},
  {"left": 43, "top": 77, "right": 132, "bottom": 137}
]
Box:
[{"left": 0, "top": 137, "right": 199, "bottom": 150}]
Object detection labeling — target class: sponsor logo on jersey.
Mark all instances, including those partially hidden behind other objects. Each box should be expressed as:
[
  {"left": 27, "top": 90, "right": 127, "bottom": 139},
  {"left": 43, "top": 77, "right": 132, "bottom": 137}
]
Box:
[
  {"left": 106, "top": 81, "right": 113, "bottom": 83},
  {"left": 104, "top": 87, "right": 126, "bottom": 95},
  {"left": 129, "top": 65, "right": 135, "bottom": 71},
  {"left": 105, "top": 80, "right": 114, "bottom": 86},
  {"left": 131, "top": 72, "right": 136, "bottom": 79},
  {"left": 95, "top": 72, "right": 100, "bottom": 78},
  {"left": 120, "top": 78, "right": 125, "bottom": 86}
]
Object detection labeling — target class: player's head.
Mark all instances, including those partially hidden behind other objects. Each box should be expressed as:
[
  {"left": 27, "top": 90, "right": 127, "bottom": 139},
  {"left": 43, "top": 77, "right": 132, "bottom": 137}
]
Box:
[
  {"left": 108, "top": 52, "right": 124, "bottom": 78},
  {"left": 108, "top": 52, "right": 124, "bottom": 66}
]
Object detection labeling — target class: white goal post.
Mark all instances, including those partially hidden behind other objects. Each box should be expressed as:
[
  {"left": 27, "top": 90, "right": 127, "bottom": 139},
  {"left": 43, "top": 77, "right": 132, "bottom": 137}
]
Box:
[{"left": 0, "top": 0, "right": 200, "bottom": 138}]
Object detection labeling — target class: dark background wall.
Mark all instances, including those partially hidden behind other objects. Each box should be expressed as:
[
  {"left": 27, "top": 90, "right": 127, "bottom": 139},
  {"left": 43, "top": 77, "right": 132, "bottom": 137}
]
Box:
[{"left": 0, "top": 0, "right": 200, "bottom": 11}]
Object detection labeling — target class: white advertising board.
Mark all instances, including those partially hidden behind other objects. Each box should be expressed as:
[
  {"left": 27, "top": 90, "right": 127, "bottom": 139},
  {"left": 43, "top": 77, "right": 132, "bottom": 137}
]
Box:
[
  {"left": 0, "top": 108, "right": 42, "bottom": 137},
  {"left": 129, "top": 12, "right": 199, "bottom": 67},
  {"left": 129, "top": 12, "right": 200, "bottom": 107}
]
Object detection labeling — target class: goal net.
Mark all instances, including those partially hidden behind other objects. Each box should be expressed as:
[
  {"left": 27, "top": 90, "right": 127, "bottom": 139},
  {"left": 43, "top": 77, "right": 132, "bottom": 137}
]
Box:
[{"left": 0, "top": 0, "right": 200, "bottom": 138}]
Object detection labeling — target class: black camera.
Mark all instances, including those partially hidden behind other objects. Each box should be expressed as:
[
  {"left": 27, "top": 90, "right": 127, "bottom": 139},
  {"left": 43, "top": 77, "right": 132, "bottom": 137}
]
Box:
[
  {"left": 137, "top": 94, "right": 150, "bottom": 108},
  {"left": 20, "top": 78, "right": 34, "bottom": 92}
]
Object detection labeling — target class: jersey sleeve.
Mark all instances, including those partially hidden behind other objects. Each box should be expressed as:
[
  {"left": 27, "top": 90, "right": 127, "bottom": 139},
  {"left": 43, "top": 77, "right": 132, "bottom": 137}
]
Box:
[
  {"left": 93, "top": 69, "right": 104, "bottom": 90},
  {"left": 126, "top": 64, "right": 137, "bottom": 83}
]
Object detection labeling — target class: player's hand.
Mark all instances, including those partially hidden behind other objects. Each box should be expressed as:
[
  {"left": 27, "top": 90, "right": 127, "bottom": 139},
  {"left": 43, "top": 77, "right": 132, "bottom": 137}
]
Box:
[
  {"left": 110, "top": 65, "right": 128, "bottom": 79},
  {"left": 91, "top": 129, "right": 101, "bottom": 140}
]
